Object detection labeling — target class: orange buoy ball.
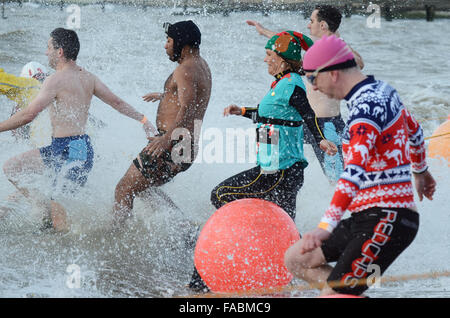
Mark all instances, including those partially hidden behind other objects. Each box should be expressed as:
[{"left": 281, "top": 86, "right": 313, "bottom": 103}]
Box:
[
  {"left": 194, "top": 198, "right": 300, "bottom": 293},
  {"left": 428, "top": 116, "right": 450, "bottom": 165}
]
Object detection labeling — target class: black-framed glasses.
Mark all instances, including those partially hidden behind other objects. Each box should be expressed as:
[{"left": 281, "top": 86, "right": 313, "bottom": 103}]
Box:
[{"left": 306, "top": 71, "right": 319, "bottom": 85}]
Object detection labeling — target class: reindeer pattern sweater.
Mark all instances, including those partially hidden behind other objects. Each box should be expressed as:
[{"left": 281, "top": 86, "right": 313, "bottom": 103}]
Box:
[{"left": 319, "top": 76, "right": 427, "bottom": 232}]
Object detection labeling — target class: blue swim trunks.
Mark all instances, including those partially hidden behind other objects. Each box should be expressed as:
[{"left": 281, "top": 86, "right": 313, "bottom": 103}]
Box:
[{"left": 39, "top": 134, "right": 94, "bottom": 190}]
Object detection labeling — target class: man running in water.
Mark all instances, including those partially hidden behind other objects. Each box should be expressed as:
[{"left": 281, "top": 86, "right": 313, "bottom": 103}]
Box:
[
  {"left": 112, "top": 20, "right": 212, "bottom": 227},
  {"left": 247, "top": 5, "right": 364, "bottom": 183},
  {"left": 0, "top": 28, "right": 155, "bottom": 232},
  {"left": 284, "top": 35, "right": 436, "bottom": 296}
]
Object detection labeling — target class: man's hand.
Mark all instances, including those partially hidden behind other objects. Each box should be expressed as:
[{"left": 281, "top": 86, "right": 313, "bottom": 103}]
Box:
[
  {"left": 320, "top": 139, "right": 338, "bottom": 156},
  {"left": 223, "top": 104, "right": 243, "bottom": 117},
  {"left": 298, "top": 228, "right": 331, "bottom": 254},
  {"left": 413, "top": 170, "right": 436, "bottom": 201},
  {"left": 142, "top": 120, "right": 158, "bottom": 138},
  {"left": 144, "top": 134, "right": 172, "bottom": 158},
  {"left": 142, "top": 92, "right": 163, "bottom": 103}
]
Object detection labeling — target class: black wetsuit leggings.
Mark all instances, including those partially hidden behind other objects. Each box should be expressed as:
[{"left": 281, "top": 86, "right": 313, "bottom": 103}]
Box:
[
  {"left": 189, "top": 161, "right": 305, "bottom": 291},
  {"left": 210, "top": 161, "right": 305, "bottom": 220}
]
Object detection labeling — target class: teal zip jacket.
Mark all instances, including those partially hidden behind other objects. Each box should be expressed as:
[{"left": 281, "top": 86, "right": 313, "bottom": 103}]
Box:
[{"left": 243, "top": 71, "right": 324, "bottom": 171}]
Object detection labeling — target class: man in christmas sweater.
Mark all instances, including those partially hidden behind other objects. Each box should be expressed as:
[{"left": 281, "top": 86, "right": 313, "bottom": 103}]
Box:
[{"left": 284, "top": 35, "right": 437, "bottom": 296}]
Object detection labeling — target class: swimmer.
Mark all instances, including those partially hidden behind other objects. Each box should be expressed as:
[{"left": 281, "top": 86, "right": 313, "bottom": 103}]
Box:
[
  {"left": 284, "top": 35, "right": 436, "bottom": 297},
  {"left": 0, "top": 28, "right": 156, "bottom": 232},
  {"left": 1, "top": 62, "right": 106, "bottom": 143},
  {"left": 247, "top": 5, "right": 364, "bottom": 183},
  {"left": 112, "top": 20, "right": 212, "bottom": 227}
]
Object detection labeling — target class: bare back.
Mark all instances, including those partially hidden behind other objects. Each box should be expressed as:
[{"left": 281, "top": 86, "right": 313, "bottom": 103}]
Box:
[
  {"left": 156, "top": 55, "right": 212, "bottom": 136},
  {"left": 48, "top": 66, "right": 95, "bottom": 137},
  {"left": 303, "top": 34, "right": 343, "bottom": 118},
  {"left": 305, "top": 80, "right": 341, "bottom": 118}
]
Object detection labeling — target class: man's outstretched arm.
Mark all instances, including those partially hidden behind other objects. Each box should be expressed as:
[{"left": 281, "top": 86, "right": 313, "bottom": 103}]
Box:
[
  {"left": 0, "top": 75, "right": 56, "bottom": 132},
  {"left": 246, "top": 20, "right": 277, "bottom": 38},
  {"left": 93, "top": 75, "right": 157, "bottom": 136}
]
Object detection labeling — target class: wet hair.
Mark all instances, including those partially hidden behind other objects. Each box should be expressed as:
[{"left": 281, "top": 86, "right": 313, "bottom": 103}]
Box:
[
  {"left": 315, "top": 5, "right": 342, "bottom": 33},
  {"left": 50, "top": 28, "right": 80, "bottom": 61},
  {"left": 279, "top": 55, "right": 302, "bottom": 73}
]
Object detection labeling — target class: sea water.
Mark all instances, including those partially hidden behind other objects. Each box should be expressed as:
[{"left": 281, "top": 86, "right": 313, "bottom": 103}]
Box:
[{"left": 0, "top": 2, "right": 449, "bottom": 298}]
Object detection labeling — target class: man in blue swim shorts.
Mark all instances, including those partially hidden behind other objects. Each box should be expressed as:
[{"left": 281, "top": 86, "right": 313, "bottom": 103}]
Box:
[{"left": 0, "top": 28, "right": 156, "bottom": 232}]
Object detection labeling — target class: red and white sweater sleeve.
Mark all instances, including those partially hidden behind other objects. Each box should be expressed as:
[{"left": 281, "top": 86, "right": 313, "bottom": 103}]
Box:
[
  {"left": 318, "top": 121, "right": 380, "bottom": 233},
  {"left": 404, "top": 108, "right": 428, "bottom": 173}
]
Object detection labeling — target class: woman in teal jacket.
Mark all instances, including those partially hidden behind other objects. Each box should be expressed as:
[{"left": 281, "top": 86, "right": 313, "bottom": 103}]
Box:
[
  {"left": 212, "top": 31, "right": 336, "bottom": 219},
  {"left": 189, "top": 31, "right": 336, "bottom": 292}
]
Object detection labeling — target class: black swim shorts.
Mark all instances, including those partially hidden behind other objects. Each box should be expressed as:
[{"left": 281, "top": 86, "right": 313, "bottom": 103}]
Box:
[
  {"left": 133, "top": 139, "right": 192, "bottom": 186},
  {"left": 321, "top": 207, "right": 419, "bottom": 295}
]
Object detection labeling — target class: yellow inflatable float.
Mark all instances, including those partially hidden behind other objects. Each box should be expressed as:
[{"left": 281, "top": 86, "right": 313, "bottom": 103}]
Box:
[{"left": 427, "top": 114, "right": 450, "bottom": 165}]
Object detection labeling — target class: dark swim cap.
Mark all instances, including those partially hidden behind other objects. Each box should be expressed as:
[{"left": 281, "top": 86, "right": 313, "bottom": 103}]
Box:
[{"left": 163, "top": 20, "right": 201, "bottom": 61}]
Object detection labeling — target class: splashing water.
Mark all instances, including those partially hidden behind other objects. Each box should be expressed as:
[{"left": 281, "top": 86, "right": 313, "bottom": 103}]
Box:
[{"left": 0, "top": 3, "right": 449, "bottom": 297}]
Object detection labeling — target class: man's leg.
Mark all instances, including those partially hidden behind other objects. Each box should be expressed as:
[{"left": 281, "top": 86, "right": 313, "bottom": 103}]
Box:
[
  {"left": 3, "top": 149, "right": 45, "bottom": 200},
  {"left": 113, "top": 163, "right": 151, "bottom": 226},
  {"left": 322, "top": 121, "right": 344, "bottom": 183},
  {"left": 50, "top": 200, "right": 69, "bottom": 232},
  {"left": 2, "top": 149, "right": 56, "bottom": 228},
  {"left": 305, "top": 117, "right": 344, "bottom": 184},
  {"left": 284, "top": 240, "right": 337, "bottom": 296}
]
